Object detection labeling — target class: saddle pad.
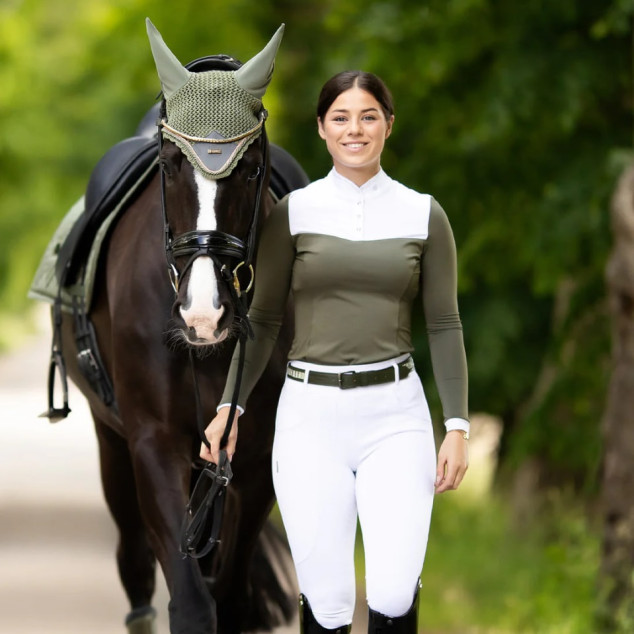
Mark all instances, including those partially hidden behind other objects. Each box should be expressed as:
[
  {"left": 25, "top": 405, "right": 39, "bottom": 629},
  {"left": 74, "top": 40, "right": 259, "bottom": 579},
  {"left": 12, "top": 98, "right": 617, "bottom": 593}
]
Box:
[{"left": 28, "top": 161, "right": 157, "bottom": 312}]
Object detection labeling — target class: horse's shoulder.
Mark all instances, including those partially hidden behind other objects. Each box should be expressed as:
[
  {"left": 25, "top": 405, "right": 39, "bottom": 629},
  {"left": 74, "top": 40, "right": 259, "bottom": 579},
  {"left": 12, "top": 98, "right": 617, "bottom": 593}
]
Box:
[{"left": 269, "top": 143, "right": 310, "bottom": 199}]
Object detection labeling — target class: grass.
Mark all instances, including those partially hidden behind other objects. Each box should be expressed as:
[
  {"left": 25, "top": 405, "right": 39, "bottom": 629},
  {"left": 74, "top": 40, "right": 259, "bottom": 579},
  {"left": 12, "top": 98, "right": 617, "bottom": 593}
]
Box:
[{"left": 416, "top": 492, "right": 599, "bottom": 633}]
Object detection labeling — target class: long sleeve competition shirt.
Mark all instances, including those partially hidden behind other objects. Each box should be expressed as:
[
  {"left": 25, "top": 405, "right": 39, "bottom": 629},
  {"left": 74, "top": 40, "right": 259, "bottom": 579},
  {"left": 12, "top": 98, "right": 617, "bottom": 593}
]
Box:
[{"left": 220, "top": 168, "right": 469, "bottom": 424}]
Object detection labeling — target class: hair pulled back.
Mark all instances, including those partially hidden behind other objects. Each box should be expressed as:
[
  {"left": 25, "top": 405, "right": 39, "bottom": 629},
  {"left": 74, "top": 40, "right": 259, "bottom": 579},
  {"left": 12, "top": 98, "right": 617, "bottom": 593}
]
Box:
[{"left": 316, "top": 71, "right": 394, "bottom": 122}]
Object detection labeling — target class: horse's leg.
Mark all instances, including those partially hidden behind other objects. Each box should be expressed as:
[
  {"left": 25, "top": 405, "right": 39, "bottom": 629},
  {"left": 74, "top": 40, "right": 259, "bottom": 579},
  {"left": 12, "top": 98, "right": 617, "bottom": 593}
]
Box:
[
  {"left": 214, "top": 378, "right": 296, "bottom": 633},
  {"left": 93, "top": 413, "right": 158, "bottom": 633},
  {"left": 215, "top": 460, "right": 276, "bottom": 633},
  {"left": 126, "top": 426, "right": 216, "bottom": 634}
]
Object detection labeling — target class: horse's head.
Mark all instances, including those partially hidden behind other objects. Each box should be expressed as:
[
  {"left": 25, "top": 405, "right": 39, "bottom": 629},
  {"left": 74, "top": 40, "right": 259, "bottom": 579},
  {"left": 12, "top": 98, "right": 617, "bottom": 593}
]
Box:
[{"left": 146, "top": 19, "right": 283, "bottom": 347}]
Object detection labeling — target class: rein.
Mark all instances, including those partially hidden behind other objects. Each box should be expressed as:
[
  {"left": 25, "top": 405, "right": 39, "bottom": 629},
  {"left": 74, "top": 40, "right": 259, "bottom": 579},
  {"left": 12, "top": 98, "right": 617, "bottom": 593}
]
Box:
[{"left": 156, "top": 99, "right": 268, "bottom": 558}]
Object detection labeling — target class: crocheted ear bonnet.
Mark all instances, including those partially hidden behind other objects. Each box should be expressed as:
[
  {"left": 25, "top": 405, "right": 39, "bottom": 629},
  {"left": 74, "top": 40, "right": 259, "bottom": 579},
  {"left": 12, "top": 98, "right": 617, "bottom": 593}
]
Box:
[{"left": 146, "top": 19, "right": 284, "bottom": 179}]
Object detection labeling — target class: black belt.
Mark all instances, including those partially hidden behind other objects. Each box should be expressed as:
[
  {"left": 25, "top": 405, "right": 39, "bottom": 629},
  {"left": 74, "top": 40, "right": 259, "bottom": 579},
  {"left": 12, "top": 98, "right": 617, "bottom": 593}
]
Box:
[{"left": 287, "top": 356, "right": 414, "bottom": 390}]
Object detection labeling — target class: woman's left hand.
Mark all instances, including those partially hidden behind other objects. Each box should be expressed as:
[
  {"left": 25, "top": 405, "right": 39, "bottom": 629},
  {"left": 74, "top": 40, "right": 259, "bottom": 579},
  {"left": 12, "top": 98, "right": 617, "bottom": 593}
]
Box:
[{"left": 435, "top": 430, "right": 469, "bottom": 493}]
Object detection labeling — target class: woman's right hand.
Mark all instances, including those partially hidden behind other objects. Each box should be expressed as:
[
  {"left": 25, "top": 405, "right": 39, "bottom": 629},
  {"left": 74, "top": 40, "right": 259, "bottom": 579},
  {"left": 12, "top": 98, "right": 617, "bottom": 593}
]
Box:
[{"left": 199, "top": 406, "right": 240, "bottom": 465}]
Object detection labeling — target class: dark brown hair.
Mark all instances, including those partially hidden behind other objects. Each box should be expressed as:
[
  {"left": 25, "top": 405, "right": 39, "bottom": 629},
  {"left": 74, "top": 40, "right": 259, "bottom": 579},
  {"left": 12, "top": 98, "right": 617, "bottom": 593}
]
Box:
[{"left": 316, "top": 71, "right": 394, "bottom": 122}]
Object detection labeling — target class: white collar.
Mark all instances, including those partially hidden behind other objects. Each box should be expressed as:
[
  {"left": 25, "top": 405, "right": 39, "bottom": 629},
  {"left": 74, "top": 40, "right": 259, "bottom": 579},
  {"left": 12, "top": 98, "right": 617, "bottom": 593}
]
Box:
[{"left": 327, "top": 168, "right": 392, "bottom": 200}]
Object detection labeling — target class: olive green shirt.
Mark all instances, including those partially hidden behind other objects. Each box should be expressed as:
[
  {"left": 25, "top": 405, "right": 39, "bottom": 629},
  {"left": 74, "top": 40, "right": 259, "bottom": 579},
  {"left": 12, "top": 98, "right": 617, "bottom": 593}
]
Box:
[{"left": 221, "top": 168, "right": 468, "bottom": 422}]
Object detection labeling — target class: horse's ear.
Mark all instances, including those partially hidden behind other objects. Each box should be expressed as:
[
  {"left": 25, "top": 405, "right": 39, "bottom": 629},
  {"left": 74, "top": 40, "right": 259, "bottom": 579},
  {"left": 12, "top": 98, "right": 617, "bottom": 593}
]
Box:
[
  {"left": 146, "top": 18, "right": 191, "bottom": 99},
  {"left": 234, "top": 24, "right": 285, "bottom": 99}
]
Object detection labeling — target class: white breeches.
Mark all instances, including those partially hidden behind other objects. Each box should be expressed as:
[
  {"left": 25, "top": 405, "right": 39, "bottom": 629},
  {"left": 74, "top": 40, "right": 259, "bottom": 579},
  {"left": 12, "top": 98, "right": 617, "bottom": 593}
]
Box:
[{"left": 272, "top": 354, "right": 437, "bottom": 629}]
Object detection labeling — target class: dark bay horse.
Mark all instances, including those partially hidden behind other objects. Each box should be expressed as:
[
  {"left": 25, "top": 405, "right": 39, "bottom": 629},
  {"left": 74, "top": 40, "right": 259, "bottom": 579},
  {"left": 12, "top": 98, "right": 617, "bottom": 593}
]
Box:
[{"left": 54, "top": 21, "right": 306, "bottom": 634}]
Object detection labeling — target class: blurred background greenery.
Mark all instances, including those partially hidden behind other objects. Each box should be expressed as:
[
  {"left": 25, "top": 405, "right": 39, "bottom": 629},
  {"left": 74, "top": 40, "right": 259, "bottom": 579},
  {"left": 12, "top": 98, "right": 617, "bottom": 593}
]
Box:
[{"left": 1, "top": 0, "right": 632, "bottom": 631}]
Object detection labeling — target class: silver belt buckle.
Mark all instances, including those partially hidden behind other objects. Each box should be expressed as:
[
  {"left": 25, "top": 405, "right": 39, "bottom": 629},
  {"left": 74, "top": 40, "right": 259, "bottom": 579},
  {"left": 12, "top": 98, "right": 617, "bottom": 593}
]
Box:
[{"left": 338, "top": 370, "right": 356, "bottom": 389}]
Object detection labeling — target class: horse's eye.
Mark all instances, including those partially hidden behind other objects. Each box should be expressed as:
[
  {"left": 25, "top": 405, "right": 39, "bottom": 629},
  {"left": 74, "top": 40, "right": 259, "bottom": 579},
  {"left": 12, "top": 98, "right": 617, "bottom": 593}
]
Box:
[
  {"left": 159, "top": 159, "right": 172, "bottom": 178},
  {"left": 247, "top": 167, "right": 261, "bottom": 181}
]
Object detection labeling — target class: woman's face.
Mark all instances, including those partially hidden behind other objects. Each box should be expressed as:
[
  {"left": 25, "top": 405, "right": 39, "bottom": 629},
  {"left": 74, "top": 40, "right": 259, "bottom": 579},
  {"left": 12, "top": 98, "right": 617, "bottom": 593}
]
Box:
[{"left": 317, "top": 85, "right": 394, "bottom": 186}]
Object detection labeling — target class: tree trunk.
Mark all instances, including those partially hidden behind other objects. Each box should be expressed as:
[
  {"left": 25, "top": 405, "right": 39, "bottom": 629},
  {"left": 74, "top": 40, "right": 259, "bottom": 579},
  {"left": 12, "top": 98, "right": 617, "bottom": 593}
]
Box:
[{"left": 599, "top": 162, "right": 634, "bottom": 630}]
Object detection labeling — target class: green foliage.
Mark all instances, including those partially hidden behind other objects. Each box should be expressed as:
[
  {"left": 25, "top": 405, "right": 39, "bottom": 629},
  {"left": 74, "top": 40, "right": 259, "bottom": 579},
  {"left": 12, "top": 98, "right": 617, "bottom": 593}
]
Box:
[
  {"left": 1, "top": 0, "right": 632, "bottom": 490},
  {"left": 1, "top": 2, "right": 631, "bottom": 628}
]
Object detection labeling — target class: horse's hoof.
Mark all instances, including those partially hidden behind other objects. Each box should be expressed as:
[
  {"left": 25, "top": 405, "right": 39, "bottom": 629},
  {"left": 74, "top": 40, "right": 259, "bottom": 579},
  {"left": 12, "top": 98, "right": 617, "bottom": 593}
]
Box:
[{"left": 125, "top": 606, "right": 157, "bottom": 634}]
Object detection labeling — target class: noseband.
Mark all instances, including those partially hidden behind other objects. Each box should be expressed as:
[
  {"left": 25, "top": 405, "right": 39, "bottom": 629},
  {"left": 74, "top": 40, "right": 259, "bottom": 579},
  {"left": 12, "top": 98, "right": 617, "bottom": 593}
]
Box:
[{"left": 168, "top": 231, "right": 255, "bottom": 297}]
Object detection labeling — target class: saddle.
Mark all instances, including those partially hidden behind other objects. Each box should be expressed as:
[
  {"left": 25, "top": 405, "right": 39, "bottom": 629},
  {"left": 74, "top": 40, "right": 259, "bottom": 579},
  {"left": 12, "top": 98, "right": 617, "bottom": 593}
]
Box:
[
  {"left": 40, "top": 56, "right": 309, "bottom": 421},
  {"left": 55, "top": 112, "right": 159, "bottom": 287}
]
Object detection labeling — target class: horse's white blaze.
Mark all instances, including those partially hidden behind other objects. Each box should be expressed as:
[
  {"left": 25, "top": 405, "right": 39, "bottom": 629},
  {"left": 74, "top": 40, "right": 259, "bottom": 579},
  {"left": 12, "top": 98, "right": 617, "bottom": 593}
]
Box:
[{"left": 180, "top": 173, "right": 227, "bottom": 342}]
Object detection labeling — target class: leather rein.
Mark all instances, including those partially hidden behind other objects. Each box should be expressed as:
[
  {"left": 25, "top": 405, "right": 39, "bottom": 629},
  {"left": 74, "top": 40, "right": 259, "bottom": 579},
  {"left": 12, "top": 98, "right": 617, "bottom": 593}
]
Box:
[{"left": 156, "top": 99, "right": 268, "bottom": 559}]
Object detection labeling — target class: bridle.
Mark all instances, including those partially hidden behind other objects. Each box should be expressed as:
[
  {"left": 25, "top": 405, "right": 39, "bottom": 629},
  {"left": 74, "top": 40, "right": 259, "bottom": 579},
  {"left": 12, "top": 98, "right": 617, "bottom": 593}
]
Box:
[
  {"left": 158, "top": 105, "right": 267, "bottom": 309},
  {"left": 157, "top": 55, "right": 267, "bottom": 312},
  {"left": 156, "top": 55, "right": 269, "bottom": 558}
]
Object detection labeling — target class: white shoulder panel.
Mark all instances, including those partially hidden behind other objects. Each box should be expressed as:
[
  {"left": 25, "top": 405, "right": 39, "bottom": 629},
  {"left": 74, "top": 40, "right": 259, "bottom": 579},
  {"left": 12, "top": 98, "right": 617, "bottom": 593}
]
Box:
[
  {"left": 288, "top": 177, "right": 347, "bottom": 237},
  {"left": 288, "top": 173, "right": 432, "bottom": 241},
  {"left": 365, "top": 181, "right": 431, "bottom": 240}
]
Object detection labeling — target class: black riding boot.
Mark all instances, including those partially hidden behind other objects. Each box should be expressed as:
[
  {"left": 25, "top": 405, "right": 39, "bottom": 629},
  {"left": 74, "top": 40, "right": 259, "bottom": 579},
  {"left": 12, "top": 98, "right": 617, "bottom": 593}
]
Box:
[
  {"left": 367, "top": 579, "right": 421, "bottom": 634},
  {"left": 299, "top": 594, "right": 351, "bottom": 634}
]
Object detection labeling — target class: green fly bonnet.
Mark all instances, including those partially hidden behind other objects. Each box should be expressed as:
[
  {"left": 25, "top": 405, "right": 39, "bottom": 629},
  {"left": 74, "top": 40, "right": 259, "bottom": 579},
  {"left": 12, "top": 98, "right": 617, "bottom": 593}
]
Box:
[{"left": 146, "top": 19, "right": 284, "bottom": 179}]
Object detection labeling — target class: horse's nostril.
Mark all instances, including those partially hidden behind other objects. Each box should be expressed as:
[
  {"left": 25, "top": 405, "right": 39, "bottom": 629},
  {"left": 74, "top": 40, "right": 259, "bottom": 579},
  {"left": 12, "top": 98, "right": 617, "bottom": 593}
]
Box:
[{"left": 188, "top": 326, "right": 197, "bottom": 339}]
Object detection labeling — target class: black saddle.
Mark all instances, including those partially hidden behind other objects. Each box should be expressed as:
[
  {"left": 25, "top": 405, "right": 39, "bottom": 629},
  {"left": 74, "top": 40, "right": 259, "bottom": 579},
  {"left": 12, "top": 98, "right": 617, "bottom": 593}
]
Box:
[
  {"left": 55, "top": 54, "right": 309, "bottom": 288},
  {"left": 55, "top": 126, "right": 158, "bottom": 286}
]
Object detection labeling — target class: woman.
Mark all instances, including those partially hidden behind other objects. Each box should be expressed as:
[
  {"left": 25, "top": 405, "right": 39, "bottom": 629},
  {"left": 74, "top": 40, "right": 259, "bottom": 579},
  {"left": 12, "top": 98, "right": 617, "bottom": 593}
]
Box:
[{"left": 201, "top": 70, "right": 469, "bottom": 633}]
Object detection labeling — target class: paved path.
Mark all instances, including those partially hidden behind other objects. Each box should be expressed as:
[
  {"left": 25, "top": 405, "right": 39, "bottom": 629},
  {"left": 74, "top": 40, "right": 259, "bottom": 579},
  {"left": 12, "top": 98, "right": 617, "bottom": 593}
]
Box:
[
  {"left": 0, "top": 314, "right": 173, "bottom": 633},
  {"left": 0, "top": 314, "right": 314, "bottom": 633},
  {"left": 0, "top": 313, "right": 308, "bottom": 633}
]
